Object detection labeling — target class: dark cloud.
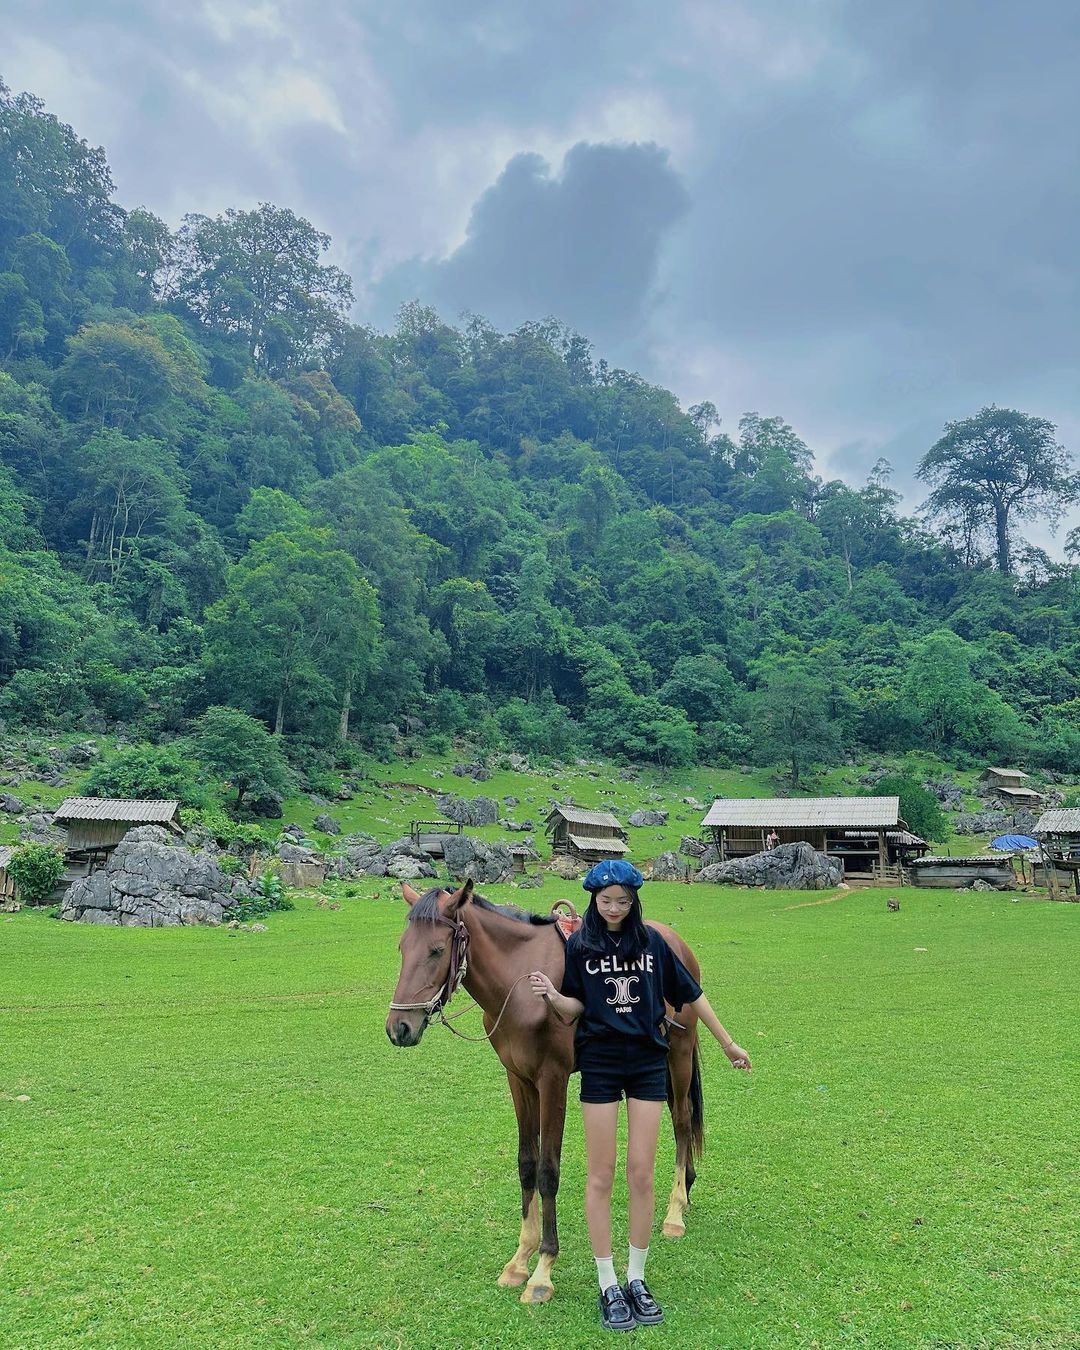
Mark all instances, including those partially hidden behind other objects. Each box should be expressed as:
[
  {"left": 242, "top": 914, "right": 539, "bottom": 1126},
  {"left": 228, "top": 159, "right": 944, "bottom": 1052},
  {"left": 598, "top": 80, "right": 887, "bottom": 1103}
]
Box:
[
  {"left": 374, "top": 141, "right": 689, "bottom": 342},
  {"left": 3, "top": 0, "right": 1079, "bottom": 545}
]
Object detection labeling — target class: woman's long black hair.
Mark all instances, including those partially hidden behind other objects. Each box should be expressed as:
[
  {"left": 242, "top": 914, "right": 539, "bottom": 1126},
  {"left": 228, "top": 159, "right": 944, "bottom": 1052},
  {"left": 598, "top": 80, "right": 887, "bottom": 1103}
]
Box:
[{"left": 577, "top": 885, "right": 650, "bottom": 962}]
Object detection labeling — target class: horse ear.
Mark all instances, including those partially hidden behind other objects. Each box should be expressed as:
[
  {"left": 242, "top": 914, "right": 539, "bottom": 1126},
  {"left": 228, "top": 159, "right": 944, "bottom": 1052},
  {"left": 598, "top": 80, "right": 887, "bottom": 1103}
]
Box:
[
  {"left": 401, "top": 882, "right": 422, "bottom": 906},
  {"left": 442, "top": 878, "right": 473, "bottom": 914}
]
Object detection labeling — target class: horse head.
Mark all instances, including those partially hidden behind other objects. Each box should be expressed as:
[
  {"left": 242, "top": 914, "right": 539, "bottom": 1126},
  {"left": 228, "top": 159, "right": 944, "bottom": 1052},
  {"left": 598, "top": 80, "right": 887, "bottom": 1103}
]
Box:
[{"left": 385, "top": 878, "right": 474, "bottom": 1047}]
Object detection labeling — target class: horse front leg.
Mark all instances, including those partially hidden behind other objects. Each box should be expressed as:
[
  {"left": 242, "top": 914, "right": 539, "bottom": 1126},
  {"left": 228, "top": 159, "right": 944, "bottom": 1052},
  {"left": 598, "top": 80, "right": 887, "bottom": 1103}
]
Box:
[
  {"left": 498, "top": 1070, "right": 540, "bottom": 1288},
  {"left": 521, "top": 1066, "right": 568, "bottom": 1304}
]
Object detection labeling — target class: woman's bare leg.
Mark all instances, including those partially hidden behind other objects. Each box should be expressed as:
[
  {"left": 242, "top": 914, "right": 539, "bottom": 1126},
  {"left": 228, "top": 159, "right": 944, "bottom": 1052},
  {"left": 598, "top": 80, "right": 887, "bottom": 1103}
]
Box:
[
  {"left": 625, "top": 1098, "right": 664, "bottom": 1249},
  {"left": 582, "top": 1101, "right": 620, "bottom": 1258}
]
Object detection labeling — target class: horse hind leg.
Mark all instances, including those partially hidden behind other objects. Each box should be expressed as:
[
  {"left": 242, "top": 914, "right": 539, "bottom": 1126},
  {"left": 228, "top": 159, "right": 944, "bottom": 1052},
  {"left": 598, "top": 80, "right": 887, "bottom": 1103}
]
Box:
[
  {"left": 498, "top": 1072, "right": 540, "bottom": 1288},
  {"left": 663, "top": 1034, "right": 701, "bottom": 1238}
]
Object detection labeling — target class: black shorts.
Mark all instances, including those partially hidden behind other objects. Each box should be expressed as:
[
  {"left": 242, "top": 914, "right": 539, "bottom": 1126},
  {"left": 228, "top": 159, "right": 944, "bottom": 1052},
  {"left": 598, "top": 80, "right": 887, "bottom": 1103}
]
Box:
[{"left": 578, "top": 1042, "right": 669, "bottom": 1104}]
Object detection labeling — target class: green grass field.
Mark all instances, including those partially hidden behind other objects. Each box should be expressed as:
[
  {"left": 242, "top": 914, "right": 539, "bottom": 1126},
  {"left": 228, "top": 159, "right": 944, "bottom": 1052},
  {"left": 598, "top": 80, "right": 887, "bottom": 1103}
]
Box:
[{"left": 3, "top": 880, "right": 1077, "bottom": 1348}]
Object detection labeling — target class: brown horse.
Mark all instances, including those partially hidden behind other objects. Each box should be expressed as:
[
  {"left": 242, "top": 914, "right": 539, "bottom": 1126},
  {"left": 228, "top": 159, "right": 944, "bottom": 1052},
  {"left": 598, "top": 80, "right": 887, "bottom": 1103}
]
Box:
[{"left": 385, "top": 878, "right": 705, "bottom": 1304}]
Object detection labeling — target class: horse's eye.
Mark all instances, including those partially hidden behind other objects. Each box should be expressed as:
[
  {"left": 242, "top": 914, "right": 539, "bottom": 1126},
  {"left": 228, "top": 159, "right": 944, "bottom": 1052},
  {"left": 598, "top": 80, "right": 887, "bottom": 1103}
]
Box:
[{"left": 429, "top": 945, "right": 445, "bottom": 958}]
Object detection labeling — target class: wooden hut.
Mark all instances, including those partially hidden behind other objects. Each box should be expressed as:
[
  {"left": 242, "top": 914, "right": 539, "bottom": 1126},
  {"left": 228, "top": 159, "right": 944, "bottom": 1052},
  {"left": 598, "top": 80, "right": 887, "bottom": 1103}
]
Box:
[
  {"left": 52, "top": 798, "right": 182, "bottom": 864},
  {"left": 983, "top": 768, "right": 1044, "bottom": 807},
  {"left": 1033, "top": 808, "right": 1080, "bottom": 897},
  {"left": 701, "top": 796, "right": 904, "bottom": 879},
  {"left": 545, "top": 805, "right": 628, "bottom": 864}
]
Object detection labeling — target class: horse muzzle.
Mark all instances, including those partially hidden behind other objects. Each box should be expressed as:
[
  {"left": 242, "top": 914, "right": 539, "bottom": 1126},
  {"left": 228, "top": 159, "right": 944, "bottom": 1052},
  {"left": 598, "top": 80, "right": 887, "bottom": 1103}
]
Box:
[{"left": 386, "top": 1013, "right": 428, "bottom": 1047}]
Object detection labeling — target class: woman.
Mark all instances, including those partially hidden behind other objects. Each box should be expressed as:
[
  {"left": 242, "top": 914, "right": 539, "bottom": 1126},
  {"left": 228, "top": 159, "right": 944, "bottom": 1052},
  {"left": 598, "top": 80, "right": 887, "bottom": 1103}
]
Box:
[{"left": 530, "top": 858, "right": 751, "bottom": 1332}]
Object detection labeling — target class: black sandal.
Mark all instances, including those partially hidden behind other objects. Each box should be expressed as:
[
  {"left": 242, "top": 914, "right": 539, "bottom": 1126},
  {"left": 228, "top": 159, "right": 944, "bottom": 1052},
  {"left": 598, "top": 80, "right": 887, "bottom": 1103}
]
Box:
[
  {"left": 598, "top": 1283, "right": 636, "bottom": 1332},
  {"left": 624, "top": 1279, "right": 664, "bottom": 1325}
]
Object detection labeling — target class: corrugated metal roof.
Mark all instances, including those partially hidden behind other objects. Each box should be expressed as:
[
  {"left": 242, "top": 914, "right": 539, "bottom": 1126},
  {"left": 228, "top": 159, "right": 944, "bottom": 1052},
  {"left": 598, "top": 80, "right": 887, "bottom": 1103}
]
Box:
[
  {"left": 841, "top": 829, "right": 927, "bottom": 847},
  {"left": 995, "top": 787, "right": 1044, "bottom": 800},
  {"left": 53, "top": 797, "right": 179, "bottom": 822},
  {"left": 546, "top": 805, "right": 623, "bottom": 829},
  {"left": 567, "top": 833, "right": 630, "bottom": 854},
  {"left": 702, "top": 797, "right": 900, "bottom": 828},
  {"left": 986, "top": 767, "right": 1029, "bottom": 779},
  {"left": 1035, "top": 809, "right": 1080, "bottom": 834}
]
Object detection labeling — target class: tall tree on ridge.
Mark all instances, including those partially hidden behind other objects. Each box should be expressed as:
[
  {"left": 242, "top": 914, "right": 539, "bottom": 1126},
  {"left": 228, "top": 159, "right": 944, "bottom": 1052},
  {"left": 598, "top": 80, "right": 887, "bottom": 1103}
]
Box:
[{"left": 917, "top": 407, "right": 1080, "bottom": 575}]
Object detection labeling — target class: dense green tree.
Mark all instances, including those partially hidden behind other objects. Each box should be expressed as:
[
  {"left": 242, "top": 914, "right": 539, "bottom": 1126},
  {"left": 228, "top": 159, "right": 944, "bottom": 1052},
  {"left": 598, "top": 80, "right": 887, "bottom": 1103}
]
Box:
[
  {"left": 868, "top": 773, "right": 948, "bottom": 843},
  {"left": 194, "top": 705, "right": 292, "bottom": 806},
  {"left": 752, "top": 667, "right": 841, "bottom": 788},
  {"left": 204, "top": 527, "right": 380, "bottom": 740}
]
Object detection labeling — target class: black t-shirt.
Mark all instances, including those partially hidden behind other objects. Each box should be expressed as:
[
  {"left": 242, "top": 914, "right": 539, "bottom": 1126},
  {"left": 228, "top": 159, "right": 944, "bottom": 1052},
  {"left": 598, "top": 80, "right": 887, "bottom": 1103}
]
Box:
[{"left": 560, "top": 925, "right": 703, "bottom": 1056}]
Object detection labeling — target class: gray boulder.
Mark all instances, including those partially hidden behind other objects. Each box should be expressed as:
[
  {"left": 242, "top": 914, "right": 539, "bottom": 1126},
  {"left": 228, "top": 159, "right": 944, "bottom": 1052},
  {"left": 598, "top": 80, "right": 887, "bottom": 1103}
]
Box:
[
  {"left": 517, "top": 872, "right": 545, "bottom": 889},
  {"left": 249, "top": 794, "right": 283, "bottom": 819},
  {"left": 60, "top": 826, "right": 252, "bottom": 926},
  {"left": 679, "top": 835, "right": 707, "bottom": 857},
  {"left": 629, "top": 808, "right": 668, "bottom": 827},
  {"left": 435, "top": 793, "right": 498, "bottom": 827},
  {"left": 0, "top": 794, "right": 25, "bottom": 814},
  {"left": 20, "top": 811, "right": 65, "bottom": 845},
  {"left": 696, "top": 842, "right": 842, "bottom": 890},
  {"left": 650, "top": 851, "right": 685, "bottom": 881},
  {"left": 313, "top": 814, "right": 342, "bottom": 835},
  {"left": 441, "top": 833, "right": 514, "bottom": 883},
  {"left": 278, "top": 841, "right": 323, "bottom": 864},
  {"left": 953, "top": 811, "right": 1009, "bottom": 836}
]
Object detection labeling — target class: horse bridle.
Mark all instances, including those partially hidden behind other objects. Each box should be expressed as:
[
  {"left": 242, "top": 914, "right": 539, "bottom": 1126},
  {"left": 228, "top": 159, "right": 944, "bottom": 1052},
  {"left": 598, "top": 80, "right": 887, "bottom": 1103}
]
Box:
[{"left": 388, "top": 912, "right": 469, "bottom": 1021}]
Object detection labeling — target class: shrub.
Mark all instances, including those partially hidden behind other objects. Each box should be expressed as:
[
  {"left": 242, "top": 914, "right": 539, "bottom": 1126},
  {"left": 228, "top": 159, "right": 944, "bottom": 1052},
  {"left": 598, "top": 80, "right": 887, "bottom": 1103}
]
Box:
[
  {"left": 8, "top": 842, "right": 65, "bottom": 906},
  {"left": 189, "top": 808, "right": 268, "bottom": 852},
  {"left": 82, "top": 743, "right": 208, "bottom": 807},
  {"left": 230, "top": 869, "right": 295, "bottom": 923}
]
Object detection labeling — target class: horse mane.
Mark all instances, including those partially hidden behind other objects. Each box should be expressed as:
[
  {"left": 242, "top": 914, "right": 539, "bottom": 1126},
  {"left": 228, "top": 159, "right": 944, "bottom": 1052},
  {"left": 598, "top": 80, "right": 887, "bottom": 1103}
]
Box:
[{"left": 407, "top": 887, "right": 557, "bottom": 926}]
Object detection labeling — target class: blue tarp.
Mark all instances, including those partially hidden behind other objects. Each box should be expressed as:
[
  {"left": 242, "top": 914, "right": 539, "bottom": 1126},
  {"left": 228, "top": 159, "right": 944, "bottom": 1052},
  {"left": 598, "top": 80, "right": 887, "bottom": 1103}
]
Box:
[{"left": 989, "top": 834, "right": 1039, "bottom": 851}]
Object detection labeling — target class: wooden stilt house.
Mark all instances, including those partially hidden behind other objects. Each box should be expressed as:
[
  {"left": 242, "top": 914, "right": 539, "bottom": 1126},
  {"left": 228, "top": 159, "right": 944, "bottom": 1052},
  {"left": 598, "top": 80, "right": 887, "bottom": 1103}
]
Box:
[
  {"left": 701, "top": 796, "right": 907, "bottom": 880},
  {"left": 545, "top": 805, "right": 629, "bottom": 864}
]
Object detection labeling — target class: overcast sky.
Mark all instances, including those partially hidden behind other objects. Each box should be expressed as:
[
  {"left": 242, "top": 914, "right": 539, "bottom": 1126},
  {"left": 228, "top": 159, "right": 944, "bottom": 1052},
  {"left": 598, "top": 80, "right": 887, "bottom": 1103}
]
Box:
[{"left": 5, "top": 0, "right": 1080, "bottom": 546}]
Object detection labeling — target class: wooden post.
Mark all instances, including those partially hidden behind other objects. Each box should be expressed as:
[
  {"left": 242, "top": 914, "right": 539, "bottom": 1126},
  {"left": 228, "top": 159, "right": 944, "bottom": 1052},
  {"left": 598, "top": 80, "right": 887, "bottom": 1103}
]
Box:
[
  {"left": 877, "top": 829, "right": 886, "bottom": 884},
  {"left": 719, "top": 828, "right": 727, "bottom": 862}
]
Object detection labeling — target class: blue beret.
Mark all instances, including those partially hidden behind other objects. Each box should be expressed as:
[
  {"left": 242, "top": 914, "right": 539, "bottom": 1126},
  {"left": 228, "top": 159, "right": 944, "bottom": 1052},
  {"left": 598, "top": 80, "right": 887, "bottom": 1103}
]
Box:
[{"left": 582, "top": 859, "right": 644, "bottom": 893}]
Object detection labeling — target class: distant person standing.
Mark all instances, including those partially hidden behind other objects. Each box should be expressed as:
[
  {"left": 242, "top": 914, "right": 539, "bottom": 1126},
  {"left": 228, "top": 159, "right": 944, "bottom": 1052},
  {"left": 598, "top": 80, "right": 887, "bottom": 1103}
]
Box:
[{"left": 765, "top": 829, "right": 779, "bottom": 851}]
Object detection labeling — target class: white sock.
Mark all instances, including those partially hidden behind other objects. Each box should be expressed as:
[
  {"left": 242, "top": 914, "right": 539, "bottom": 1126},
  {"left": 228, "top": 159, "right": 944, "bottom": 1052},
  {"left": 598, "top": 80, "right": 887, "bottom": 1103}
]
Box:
[
  {"left": 627, "top": 1243, "right": 649, "bottom": 1283},
  {"left": 596, "top": 1256, "right": 618, "bottom": 1293}
]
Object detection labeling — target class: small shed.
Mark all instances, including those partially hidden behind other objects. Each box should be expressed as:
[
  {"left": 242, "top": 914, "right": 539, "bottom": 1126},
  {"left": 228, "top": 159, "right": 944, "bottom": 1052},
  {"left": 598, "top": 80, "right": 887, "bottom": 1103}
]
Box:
[
  {"left": 52, "top": 798, "right": 182, "bottom": 861},
  {"left": 983, "top": 768, "right": 1044, "bottom": 806},
  {"left": 510, "top": 843, "right": 541, "bottom": 874},
  {"left": 545, "top": 806, "right": 628, "bottom": 863},
  {"left": 701, "top": 796, "right": 902, "bottom": 878},
  {"left": 908, "top": 855, "right": 1015, "bottom": 889},
  {"left": 410, "top": 819, "right": 464, "bottom": 858}
]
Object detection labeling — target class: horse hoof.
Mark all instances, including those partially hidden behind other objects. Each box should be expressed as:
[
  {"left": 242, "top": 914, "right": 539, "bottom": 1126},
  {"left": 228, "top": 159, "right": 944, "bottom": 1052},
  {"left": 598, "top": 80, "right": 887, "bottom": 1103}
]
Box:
[
  {"left": 520, "top": 1283, "right": 553, "bottom": 1304},
  {"left": 662, "top": 1220, "right": 686, "bottom": 1238},
  {"left": 498, "top": 1265, "right": 529, "bottom": 1288}
]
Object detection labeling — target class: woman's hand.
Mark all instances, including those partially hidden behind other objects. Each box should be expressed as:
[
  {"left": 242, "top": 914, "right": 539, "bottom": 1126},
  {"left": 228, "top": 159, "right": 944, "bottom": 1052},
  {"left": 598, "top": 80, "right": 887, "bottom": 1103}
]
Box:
[
  {"left": 529, "top": 970, "right": 556, "bottom": 1000},
  {"left": 724, "top": 1042, "right": 752, "bottom": 1071}
]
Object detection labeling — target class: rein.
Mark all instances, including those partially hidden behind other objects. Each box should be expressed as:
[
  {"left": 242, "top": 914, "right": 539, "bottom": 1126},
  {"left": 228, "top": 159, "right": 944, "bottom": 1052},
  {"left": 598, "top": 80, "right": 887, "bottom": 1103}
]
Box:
[{"left": 387, "top": 909, "right": 537, "bottom": 1044}]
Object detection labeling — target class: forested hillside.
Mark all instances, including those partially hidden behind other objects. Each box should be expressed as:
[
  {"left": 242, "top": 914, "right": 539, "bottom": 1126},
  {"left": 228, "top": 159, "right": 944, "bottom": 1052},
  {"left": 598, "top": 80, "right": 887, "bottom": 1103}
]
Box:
[{"left": 3, "top": 80, "right": 1080, "bottom": 785}]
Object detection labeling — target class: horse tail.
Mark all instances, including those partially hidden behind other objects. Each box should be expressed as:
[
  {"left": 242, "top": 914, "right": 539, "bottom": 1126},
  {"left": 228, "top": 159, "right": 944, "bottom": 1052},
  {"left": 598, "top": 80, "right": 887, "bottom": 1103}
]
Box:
[{"left": 688, "top": 1040, "right": 705, "bottom": 1163}]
